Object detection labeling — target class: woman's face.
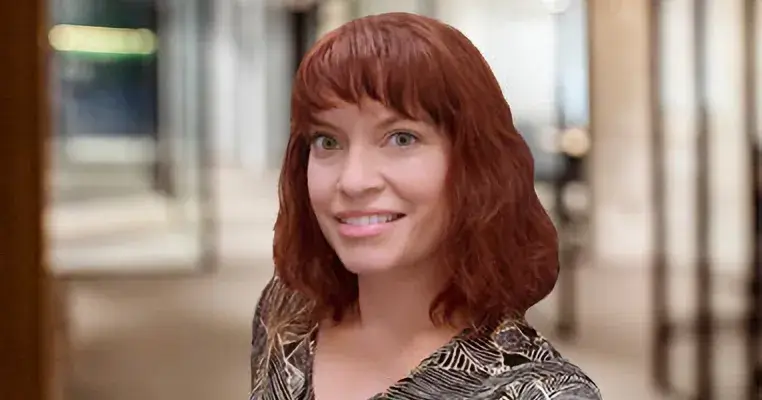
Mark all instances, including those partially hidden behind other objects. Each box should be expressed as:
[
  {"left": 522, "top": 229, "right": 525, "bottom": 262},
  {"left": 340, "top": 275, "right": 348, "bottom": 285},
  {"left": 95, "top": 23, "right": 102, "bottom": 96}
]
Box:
[{"left": 307, "top": 99, "right": 449, "bottom": 276}]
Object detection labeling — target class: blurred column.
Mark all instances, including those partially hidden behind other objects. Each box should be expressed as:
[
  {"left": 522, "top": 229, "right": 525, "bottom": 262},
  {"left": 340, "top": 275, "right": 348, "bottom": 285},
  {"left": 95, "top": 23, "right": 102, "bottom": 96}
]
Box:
[
  {"left": 261, "top": 4, "right": 296, "bottom": 169},
  {"left": 691, "top": 1, "right": 752, "bottom": 394},
  {"left": 158, "top": 0, "right": 206, "bottom": 222},
  {"left": 209, "top": 0, "right": 242, "bottom": 168},
  {"left": 225, "top": 0, "right": 272, "bottom": 173},
  {"left": 355, "top": 0, "right": 424, "bottom": 16},
  {"left": 705, "top": 0, "right": 751, "bottom": 275},
  {"left": 0, "top": 0, "right": 49, "bottom": 399},
  {"left": 742, "top": 0, "right": 760, "bottom": 398},
  {"left": 290, "top": 4, "right": 318, "bottom": 73},
  {"left": 317, "top": 0, "right": 352, "bottom": 37},
  {"left": 588, "top": 0, "right": 654, "bottom": 269},
  {"left": 592, "top": 0, "right": 753, "bottom": 270},
  {"left": 209, "top": 0, "right": 295, "bottom": 174}
]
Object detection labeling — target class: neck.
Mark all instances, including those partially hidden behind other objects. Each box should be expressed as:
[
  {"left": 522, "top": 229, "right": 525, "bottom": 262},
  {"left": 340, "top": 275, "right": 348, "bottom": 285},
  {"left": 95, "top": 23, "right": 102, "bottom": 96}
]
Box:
[{"left": 351, "top": 263, "right": 455, "bottom": 338}]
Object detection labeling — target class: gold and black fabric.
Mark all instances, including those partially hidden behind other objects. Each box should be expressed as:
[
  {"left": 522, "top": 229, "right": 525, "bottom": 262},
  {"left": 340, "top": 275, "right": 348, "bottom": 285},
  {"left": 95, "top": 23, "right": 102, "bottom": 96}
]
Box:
[{"left": 250, "top": 278, "right": 602, "bottom": 400}]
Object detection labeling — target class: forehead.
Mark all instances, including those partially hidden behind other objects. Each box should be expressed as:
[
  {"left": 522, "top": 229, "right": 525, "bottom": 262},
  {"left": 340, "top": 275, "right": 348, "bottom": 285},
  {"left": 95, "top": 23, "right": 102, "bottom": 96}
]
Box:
[
  {"left": 312, "top": 99, "right": 394, "bottom": 122},
  {"left": 310, "top": 99, "right": 409, "bottom": 133},
  {"left": 310, "top": 96, "right": 442, "bottom": 131}
]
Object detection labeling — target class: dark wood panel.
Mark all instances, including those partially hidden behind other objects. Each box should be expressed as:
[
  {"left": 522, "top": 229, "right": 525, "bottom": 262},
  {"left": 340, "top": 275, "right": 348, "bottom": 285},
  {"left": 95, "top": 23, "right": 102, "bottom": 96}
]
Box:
[{"left": 0, "top": 0, "right": 50, "bottom": 398}]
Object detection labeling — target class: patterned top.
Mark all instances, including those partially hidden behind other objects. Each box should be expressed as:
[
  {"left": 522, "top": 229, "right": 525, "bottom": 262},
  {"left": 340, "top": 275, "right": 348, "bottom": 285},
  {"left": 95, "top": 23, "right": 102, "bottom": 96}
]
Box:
[{"left": 250, "top": 277, "right": 602, "bottom": 400}]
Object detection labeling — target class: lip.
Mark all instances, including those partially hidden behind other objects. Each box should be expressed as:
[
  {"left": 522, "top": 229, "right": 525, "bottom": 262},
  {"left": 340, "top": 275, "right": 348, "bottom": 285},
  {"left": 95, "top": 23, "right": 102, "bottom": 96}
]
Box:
[{"left": 334, "top": 209, "right": 405, "bottom": 239}]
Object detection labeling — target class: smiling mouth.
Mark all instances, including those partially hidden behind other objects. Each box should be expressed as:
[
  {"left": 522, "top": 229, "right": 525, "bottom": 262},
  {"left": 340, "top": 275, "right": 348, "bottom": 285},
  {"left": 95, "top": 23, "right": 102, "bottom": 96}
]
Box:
[{"left": 337, "top": 213, "right": 405, "bottom": 226}]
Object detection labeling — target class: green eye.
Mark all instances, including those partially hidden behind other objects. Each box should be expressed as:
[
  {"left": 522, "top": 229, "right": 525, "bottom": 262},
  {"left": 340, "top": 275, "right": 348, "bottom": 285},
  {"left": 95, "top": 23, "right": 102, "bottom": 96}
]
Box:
[
  {"left": 389, "top": 131, "right": 418, "bottom": 147},
  {"left": 313, "top": 135, "right": 340, "bottom": 150}
]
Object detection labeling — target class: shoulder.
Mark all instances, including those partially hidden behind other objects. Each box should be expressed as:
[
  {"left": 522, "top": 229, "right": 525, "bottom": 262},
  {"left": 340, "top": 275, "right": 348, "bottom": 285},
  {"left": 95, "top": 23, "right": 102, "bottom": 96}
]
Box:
[
  {"left": 250, "top": 276, "right": 313, "bottom": 391},
  {"left": 475, "top": 321, "right": 602, "bottom": 399},
  {"left": 250, "top": 277, "right": 277, "bottom": 360},
  {"left": 250, "top": 277, "right": 277, "bottom": 390},
  {"left": 514, "top": 358, "right": 601, "bottom": 399},
  {"left": 251, "top": 275, "right": 313, "bottom": 337},
  {"left": 474, "top": 358, "right": 601, "bottom": 400}
]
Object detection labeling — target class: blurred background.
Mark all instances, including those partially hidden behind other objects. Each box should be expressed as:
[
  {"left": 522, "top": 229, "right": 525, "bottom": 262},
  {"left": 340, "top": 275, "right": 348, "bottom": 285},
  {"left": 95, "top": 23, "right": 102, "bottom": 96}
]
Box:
[{"left": 41, "top": 0, "right": 760, "bottom": 399}]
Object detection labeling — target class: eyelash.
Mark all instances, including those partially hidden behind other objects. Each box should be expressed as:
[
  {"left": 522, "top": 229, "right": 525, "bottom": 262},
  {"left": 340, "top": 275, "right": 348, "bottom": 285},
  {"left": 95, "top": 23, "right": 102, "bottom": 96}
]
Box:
[
  {"left": 310, "top": 133, "right": 338, "bottom": 150},
  {"left": 307, "top": 131, "right": 419, "bottom": 149},
  {"left": 387, "top": 131, "right": 418, "bottom": 147}
]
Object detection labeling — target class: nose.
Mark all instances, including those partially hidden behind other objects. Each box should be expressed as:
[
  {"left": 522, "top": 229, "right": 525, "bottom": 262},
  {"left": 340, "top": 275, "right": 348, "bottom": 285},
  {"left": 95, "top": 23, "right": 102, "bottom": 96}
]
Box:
[{"left": 337, "top": 147, "right": 384, "bottom": 198}]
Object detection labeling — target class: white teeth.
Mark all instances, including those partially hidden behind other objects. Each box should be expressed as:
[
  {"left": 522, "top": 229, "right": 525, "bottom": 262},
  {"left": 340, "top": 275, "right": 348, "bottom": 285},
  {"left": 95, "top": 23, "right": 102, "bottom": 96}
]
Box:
[{"left": 341, "top": 214, "right": 398, "bottom": 226}]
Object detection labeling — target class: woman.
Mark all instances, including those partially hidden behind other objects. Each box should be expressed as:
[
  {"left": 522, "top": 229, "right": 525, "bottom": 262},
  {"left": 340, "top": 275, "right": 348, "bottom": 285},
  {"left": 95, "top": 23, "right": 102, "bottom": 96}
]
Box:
[{"left": 250, "top": 12, "right": 601, "bottom": 400}]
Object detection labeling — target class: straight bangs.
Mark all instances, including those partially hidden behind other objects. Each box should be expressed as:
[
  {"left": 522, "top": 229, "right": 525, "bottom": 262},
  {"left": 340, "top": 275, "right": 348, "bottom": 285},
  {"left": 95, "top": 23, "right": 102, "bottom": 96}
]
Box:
[{"left": 291, "top": 18, "right": 458, "bottom": 134}]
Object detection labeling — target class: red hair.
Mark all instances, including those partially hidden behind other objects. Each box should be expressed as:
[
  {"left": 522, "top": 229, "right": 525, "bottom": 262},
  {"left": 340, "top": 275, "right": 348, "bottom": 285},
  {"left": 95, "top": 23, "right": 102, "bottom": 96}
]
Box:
[{"left": 273, "top": 12, "right": 558, "bottom": 327}]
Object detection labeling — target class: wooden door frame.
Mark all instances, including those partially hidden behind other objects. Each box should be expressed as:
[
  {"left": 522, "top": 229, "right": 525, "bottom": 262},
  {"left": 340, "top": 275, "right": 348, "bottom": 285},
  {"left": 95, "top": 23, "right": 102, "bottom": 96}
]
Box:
[{"left": 0, "top": 0, "right": 50, "bottom": 398}]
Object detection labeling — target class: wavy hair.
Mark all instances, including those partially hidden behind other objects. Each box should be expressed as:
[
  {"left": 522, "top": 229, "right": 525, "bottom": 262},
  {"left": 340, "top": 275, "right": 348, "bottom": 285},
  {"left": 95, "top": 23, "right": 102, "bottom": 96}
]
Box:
[{"left": 273, "top": 12, "right": 558, "bottom": 328}]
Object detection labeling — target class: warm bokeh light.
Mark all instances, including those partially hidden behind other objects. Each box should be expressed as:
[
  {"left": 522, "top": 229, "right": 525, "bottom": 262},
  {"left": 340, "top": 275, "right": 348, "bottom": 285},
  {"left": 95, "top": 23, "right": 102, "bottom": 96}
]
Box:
[{"left": 48, "top": 24, "right": 157, "bottom": 55}]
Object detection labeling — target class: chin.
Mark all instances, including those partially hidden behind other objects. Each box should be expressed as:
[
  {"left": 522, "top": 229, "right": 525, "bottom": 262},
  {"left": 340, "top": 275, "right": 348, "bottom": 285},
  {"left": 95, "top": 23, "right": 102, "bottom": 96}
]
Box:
[{"left": 336, "top": 251, "right": 402, "bottom": 276}]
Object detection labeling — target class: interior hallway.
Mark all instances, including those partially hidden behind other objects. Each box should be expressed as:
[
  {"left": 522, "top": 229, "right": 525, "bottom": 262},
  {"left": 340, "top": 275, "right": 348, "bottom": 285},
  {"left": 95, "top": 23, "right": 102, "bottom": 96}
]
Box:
[
  {"left": 65, "top": 267, "right": 752, "bottom": 400},
  {"left": 58, "top": 170, "right": 750, "bottom": 400}
]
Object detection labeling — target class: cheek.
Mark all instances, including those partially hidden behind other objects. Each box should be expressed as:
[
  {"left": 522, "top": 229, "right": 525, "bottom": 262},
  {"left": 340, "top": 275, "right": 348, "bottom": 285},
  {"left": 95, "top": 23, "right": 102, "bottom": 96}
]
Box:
[
  {"left": 405, "top": 179, "right": 446, "bottom": 208},
  {"left": 306, "top": 159, "right": 335, "bottom": 212},
  {"left": 394, "top": 166, "right": 449, "bottom": 253},
  {"left": 391, "top": 152, "right": 448, "bottom": 206}
]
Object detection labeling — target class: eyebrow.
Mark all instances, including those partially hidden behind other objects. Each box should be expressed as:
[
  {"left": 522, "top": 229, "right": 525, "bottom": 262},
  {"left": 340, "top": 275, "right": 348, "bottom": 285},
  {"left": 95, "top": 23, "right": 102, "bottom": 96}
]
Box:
[
  {"left": 376, "top": 114, "right": 405, "bottom": 130},
  {"left": 309, "top": 116, "right": 340, "bottom": 131},
  {"left": 310, "top": 113, "right": 407, "bottom": 131}
]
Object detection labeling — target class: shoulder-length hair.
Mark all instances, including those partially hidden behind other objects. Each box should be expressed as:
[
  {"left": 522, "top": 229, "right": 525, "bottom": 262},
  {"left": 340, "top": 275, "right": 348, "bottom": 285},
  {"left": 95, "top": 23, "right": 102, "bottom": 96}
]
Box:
[{"left": 273, "top": 12, "right": 558, "bottom": 328}]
